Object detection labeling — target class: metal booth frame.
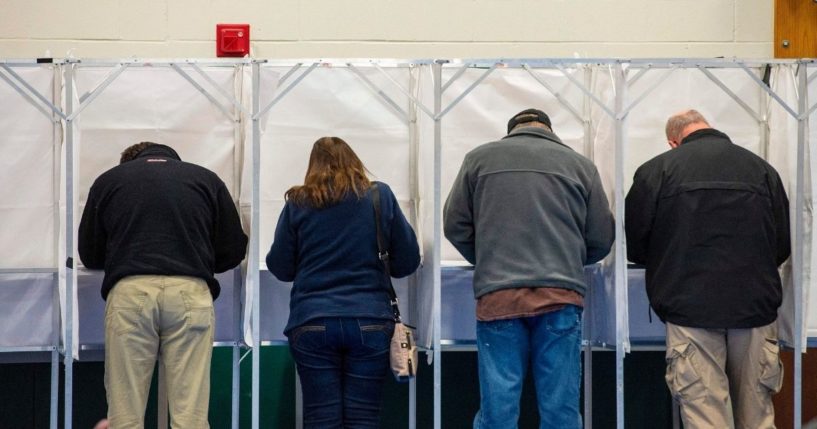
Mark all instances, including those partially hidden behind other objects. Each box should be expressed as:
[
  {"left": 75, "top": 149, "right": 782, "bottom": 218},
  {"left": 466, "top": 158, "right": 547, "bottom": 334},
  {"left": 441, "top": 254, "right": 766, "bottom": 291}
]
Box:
[{"left": 0, "top": 57, "right": 815, "bottom": 429}]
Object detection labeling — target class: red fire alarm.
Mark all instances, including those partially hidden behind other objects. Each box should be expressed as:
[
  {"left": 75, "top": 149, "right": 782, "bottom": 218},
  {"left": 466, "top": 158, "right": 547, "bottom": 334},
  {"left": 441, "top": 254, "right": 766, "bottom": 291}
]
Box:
[{"left": 216, "top": 24, "right": 250, "bottom": 57}]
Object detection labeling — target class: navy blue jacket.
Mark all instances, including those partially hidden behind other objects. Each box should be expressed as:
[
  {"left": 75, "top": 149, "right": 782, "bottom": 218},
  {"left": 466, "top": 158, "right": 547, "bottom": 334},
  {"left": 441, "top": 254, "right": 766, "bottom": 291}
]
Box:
[
  {"left": 267, "top": 182, "right": 421, "bottom": 334},
  {"left": 78, "top": 145, "right": 248, "bottom": 300}
]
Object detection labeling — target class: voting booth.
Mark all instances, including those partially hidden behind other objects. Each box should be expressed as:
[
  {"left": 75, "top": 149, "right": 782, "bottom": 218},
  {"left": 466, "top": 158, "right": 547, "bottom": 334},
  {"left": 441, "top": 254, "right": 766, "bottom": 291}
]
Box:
[{"left": 0, "top": 58, "right": 814, "bottom": 429}]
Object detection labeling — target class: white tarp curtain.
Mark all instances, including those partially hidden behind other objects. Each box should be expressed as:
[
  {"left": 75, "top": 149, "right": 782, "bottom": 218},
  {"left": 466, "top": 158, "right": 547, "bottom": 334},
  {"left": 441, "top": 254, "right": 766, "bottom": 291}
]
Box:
[
  {"left": 0, "top": 65, "right": 60, "bottom": 349},
  {"left": 75, "top": 66, "right": 241, "bottom": 196},
  {"left": 0, "top": 66, "right": 59, "bottom": 270},
  {"left": 587, "top": 65, "right": 625, "bottom": 348},
  {"left": 0, "top": 274, "right": 58, "bottom": 347},
  {"left": 808, "top": 62, "right": 817, "bottom": 339},
  {"left": 243, "top": 64, "right": 426, "bottom": 345},
  {"left": 768, "top": 64, "right": 805, "bottom": 346}
]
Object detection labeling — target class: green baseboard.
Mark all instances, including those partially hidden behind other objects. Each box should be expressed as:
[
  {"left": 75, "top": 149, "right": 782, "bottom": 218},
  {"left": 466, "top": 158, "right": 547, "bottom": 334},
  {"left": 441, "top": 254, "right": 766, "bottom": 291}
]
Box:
[{"left": 0, "top": 348, "right": 673, "bottom": 428}]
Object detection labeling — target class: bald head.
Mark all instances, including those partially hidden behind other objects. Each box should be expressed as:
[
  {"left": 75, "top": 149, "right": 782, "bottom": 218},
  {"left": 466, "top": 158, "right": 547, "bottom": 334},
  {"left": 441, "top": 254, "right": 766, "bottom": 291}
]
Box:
[{"left": 665, "top": 110, "right": 710, "bottom": 148}]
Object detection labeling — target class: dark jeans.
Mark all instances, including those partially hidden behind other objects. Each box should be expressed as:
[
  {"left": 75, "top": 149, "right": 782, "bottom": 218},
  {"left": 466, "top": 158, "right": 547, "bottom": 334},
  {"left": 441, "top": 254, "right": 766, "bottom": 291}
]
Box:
[{"left": 288, "top": 317, "right": 395, "bottom": 429}]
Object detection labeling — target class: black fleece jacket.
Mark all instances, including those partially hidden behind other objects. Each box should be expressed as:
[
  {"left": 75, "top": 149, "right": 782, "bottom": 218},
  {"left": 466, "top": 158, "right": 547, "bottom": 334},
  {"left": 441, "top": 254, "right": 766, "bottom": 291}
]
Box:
[
  {"left": 78, "top": 145, "right": 248, "bottom": 300},
  {"left": 625, "top": 129, "right": 790, "bottom": 329}
]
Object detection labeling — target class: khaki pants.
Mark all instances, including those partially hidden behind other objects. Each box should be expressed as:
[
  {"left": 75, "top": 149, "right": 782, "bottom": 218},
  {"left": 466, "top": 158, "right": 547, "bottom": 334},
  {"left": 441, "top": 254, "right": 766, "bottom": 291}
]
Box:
[
  {"left": 665, "top": 322, "right": 783, "bottom": 429},
  {"left": 105, "top": 275, "right": 214, "bottom": 429}
]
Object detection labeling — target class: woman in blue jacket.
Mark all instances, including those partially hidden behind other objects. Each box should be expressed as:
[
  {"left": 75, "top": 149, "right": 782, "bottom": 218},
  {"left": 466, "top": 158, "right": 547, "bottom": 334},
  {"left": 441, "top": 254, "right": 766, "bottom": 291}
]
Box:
[{"left": 267, "top": 136, "right": 421, "bottom": 428}]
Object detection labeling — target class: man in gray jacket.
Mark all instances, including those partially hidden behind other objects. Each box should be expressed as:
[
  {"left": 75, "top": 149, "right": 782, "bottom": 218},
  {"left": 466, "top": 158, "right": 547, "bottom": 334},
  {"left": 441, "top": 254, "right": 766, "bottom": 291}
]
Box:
[{"left": 444, "top": 109, "right": 614, "bottom": 429}]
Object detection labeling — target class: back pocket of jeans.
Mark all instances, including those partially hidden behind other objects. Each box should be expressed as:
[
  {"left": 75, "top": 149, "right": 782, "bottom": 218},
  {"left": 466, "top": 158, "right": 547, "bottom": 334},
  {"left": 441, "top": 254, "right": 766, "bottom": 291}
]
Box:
[
  {"left": 545, "top": 306, "right": 581, "bottom": 336},
  {"left": 290, "top": 325, "right": 327, "bottom": 352},
  {"left": 360, "top": 322, "right": 393, "bottom": 352}
]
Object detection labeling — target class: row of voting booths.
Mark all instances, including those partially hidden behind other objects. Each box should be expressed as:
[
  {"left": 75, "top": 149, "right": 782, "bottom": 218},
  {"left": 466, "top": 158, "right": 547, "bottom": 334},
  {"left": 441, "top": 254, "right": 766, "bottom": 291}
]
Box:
[{"left": 1, "top": 57, "right": 816, "bottom": 429}]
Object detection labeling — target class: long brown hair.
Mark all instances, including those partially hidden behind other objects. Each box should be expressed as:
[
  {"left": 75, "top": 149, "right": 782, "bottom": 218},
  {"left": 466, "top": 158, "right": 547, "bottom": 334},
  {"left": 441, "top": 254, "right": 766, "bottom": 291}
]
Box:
[{"left": 286, "top": 136, "right": 371, "bottom": 208}]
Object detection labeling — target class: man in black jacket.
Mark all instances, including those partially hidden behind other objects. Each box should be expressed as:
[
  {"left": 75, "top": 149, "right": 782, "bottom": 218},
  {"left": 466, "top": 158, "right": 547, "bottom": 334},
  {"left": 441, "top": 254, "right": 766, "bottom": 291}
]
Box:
[
  {"left": 79, "top": 142, "right": 247, "bottom": 428},
  {"left": 625, "top": 110, "right": 789, "bottom": 429}
]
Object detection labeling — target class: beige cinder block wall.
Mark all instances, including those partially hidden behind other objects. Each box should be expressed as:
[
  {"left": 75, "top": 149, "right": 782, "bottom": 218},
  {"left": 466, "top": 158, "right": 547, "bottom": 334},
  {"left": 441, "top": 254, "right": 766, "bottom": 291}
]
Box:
[{"left": 0, "top": 0, "right": 772, "bottom": 59}]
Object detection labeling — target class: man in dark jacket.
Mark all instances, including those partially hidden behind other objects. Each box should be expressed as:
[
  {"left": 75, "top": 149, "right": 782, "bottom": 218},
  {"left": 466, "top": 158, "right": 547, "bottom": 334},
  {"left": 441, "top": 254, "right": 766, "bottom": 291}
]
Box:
[
  {"left": 625, "top": 110, "right": 790, "bottom": 429},
  {"left": 79, "top": 142, "right": 247, "bottom": 428},
  {"left": 444, "top": 109, "right": 614, "bottom": 428}
]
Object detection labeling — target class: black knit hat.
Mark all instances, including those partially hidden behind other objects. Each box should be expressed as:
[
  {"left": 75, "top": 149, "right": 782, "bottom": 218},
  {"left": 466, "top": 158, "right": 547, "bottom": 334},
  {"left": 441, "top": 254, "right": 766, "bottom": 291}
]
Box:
[{"left": 507, "top": 109, "right": 552, "bottom": 134}]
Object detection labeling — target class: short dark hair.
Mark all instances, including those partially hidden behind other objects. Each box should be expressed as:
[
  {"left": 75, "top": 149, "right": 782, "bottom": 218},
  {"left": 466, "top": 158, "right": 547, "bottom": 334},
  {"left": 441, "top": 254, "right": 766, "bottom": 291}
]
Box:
[{"left": 120, "top": 142, "right": 157, "bottom": 164}]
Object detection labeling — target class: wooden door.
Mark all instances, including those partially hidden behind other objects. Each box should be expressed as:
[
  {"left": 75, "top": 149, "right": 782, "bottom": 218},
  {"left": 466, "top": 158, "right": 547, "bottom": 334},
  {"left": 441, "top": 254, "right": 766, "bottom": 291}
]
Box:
[{"left": 775, "top": 0, "right": 817, "bottom": 58}]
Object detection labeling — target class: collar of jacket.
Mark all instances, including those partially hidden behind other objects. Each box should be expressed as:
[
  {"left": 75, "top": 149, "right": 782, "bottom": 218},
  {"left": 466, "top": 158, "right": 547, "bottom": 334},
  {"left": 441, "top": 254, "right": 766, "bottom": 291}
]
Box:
[
  {"left": 681, "top": 128, "right": 730, "bottom": 145},
  {"left": 136, "top": 144, "right": 182, "bottom": 161},
  {"left": 502, "top": 126, "right": 570, "bottom": 149}
]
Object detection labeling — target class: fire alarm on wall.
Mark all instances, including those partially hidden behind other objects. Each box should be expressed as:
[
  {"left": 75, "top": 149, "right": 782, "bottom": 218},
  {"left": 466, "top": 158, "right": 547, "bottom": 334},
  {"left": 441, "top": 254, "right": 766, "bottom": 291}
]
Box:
[{"left": 216, "top": 24, "right": 250, "bottom": 57}]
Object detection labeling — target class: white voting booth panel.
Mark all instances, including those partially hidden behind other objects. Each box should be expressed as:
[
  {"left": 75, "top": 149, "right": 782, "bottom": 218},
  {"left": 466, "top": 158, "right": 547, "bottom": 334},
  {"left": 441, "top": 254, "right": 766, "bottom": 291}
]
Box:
[
  {"left": 0, "top": 66, "right": 59, "bottom": 271},
  {"left": 0, "top": 274, "right": 59, "bottom": 350},
  {"left": 620, "top": 68, "right": 768, "bottom": 184},
  {"left": 0, "top": 64, "right": 60, "bottom": 349},
  {"left": 74, "top": 65, "right": 242, "bottom": 197},
  {"left": 808, "top": 62, "right": 817, "bottom": 342},
  {"left": 0, "top": 62, "right": 64, "bottom": 429}
]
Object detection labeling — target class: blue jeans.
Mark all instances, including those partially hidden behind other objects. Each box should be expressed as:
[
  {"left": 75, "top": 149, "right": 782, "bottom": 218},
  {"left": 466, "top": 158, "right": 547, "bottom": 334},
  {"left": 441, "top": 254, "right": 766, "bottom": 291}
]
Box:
[
  {"left": 474, "top": 305, "right": 583, "bottom": 429},
  {"left": 288, "top": 317, "right": 395, "bottom": 429}
]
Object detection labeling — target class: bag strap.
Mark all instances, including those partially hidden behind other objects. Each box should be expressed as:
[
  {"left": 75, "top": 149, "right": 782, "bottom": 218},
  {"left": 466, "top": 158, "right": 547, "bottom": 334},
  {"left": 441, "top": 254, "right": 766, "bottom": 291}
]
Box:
[{"left": 371, "top": 183, "right": 402, "bottom": 322}]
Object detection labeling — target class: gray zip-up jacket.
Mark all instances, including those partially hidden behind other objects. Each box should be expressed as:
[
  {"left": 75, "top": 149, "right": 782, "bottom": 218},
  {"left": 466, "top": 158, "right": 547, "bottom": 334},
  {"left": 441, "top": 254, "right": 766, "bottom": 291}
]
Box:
[{"left": 444, "top": 127, "right": 614, "bottom": 298}]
